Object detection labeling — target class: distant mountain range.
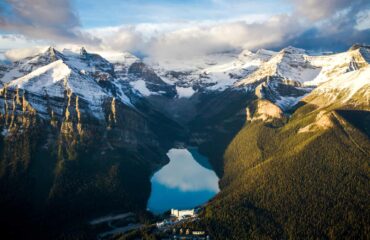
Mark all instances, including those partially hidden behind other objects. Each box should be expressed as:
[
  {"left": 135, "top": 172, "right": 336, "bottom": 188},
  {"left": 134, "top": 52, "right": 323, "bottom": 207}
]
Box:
[{"left": 0, "top": 44, "right": 369, "bottom": 239}]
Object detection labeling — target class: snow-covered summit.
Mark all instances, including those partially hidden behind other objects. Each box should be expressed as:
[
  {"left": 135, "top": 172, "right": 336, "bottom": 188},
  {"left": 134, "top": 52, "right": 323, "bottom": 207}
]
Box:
[
  {"left": 235, "top": 46, "right": 370, "bottom": 111},
  {"left": 6, "top": 60, "right": 70, "bottom": 98},
  {"left": 145, "top": 48, "right": 275, "bottom": 92},
  {"left": 304, "top": 45, "right": 370, "bottom": 86},
  {"left": 6, "top": 59, "right": 108, "bottom": 103},
  {"left": 0, "top": 47, "right": 133, "bottom": 120},
  {"left": 237, "top": 46, "right": 320, "bottom": 86},
  {"left": 1, "top": 47, "right": 63, "bottom": 84},
  {"left": 1, "top": 45, "right": 368, "bottom": 115},
  {"left": 304, "top": 65, "right": 370, "bottom": 107},
  {"left": 255, "top": 49, "right": 277, "bottom": 60}
]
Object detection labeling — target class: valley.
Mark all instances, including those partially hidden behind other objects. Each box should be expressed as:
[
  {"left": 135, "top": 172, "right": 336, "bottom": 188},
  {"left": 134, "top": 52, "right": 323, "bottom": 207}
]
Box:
[{"left": 0, "top": 44, "right": 369, "bottom": 239}]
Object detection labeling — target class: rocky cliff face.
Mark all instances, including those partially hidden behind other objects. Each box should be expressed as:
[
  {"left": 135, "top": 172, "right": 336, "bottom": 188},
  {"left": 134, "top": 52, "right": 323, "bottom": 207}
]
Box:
[
  {"left": 0, "top": 44, "right": 369, "bottom": 239},
  {"left": 0, "top": 47, "right": 183, "bottom": 239}
]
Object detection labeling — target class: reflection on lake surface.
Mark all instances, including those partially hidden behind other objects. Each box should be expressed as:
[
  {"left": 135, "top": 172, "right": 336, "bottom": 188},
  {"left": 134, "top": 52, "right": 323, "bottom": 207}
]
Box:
[{"left": 147, "top": 148, "right": 219, "bottom": 213}]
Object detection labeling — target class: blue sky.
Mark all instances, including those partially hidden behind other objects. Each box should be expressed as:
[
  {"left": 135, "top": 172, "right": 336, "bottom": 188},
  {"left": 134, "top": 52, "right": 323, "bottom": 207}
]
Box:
[
  {"left": 72, "top": 0, "right": 290, "bottom": 28},
  {"left": 0, "top": 0, "right": 369, "bottom": 58}
]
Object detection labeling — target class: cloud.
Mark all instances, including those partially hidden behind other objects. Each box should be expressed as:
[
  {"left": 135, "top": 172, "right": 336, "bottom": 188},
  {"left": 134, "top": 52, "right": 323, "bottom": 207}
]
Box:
[
  {"left": 89, "top": 26, "right": 145, "bottom": 53},
  {"left": 0, "top": 0, "right": 369, "bottom": 61},
  {"left": 84, "top": 0, "right": 369, "bottom": 59},
  {"left": 279, "top": 0, "right": 370, "bottom": 51},
  {"left": 152, "top": 149, "right": 219, "bottom": 192},
  {"left": 0, "top": 0, "right": 99, "bottom": 45},
  {"left": 4, "top": 46, "right": 49, "bottom": 61},
  {"left": 86, "top": 15, "right": 304, "bottom": 60},
  {"left": 356, "top": 9, "right": 370, "bottom": 30},
  {"left": 288, "top": 0, "right": 354, "bottom": 21},
  {"left": 146, "top": 15, "right": 303, "bottom": 59}
]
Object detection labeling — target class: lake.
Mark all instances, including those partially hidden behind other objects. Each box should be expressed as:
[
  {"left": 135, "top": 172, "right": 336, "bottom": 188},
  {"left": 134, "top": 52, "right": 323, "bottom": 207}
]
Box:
[{"left": 147, "top": 148, "right": 220, "bottom": 214}]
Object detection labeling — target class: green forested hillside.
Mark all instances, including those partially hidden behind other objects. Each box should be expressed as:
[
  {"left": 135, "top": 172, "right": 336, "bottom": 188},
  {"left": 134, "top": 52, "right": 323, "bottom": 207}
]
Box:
[{"left": 203, "top": 102, "right": 370, "bottom": 239}]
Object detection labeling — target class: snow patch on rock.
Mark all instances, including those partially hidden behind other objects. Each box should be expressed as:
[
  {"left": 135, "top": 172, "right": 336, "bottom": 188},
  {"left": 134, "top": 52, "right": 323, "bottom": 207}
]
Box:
[
  {"left": 275, "top": 95, "right": 306, "bottom": 111},
  {"left": 306, "top": 65, "right": 370, "bottom": 105},
  {"left": 130, "top": 80, "right": 154, "bottom": 96}
]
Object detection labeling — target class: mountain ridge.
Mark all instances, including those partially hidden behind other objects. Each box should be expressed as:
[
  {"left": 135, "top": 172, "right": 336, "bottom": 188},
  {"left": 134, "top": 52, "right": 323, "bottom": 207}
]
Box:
[{"left": 0, "top": 44, "right": 369, "bottom": 239}]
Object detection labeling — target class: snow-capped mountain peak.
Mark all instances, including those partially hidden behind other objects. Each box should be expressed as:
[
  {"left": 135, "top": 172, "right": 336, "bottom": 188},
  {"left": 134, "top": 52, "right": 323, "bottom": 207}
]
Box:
[
  {"left": 237, "top": 45, "right": 320, "bottom": 87},
  {"left": 304, "top": 45, "right": 370, "bottom": 87},
  {"left": 255, "top": 49, "right": 277, "bottom": 60},
  {"left": 6, "top": 60, "right": 70, "bottom": 97},
  {"left": 1, "top": 45, "right": 369, "bottom": 118},
  {"left": 144, "top": 48, "right": 275, "bottom": 93},
  {"left": 0, "top": 47, "right": 133, "bottom": 120},
  {"left": 1, "top": 46, "right": 63, "bottom": 84},
  {"left": 304, "top": 64, "right": 370, "bottom": 107}
]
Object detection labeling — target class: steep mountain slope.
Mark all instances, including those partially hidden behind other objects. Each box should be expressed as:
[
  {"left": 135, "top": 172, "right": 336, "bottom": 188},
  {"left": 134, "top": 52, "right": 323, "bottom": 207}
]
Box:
[
  {"left": 201, "top": 52, "right": 370, "bottom": 239},
  {"left": 128, "top": 49, "right": 275, "bottom": 125},
  {"left": 238, "top": 46, "right": 320, "bottom": 85},
  {"left": 0, "top": 47, "right": 183, "bottom": 239},
  {"left": 305, "top": 44, "right": 370, "bottom": 86},
  {"left": 236, "top": 47, "right": 320, "bottom": 110},
  {"left": 305, "top": 65, "right": 370, "bottom": 107},
  {"left": 204, "top": 104, "right": 369, "bottom": 239},
  {"left": 145, "top": 48, "right": 275, "bottom": 94},
  {"left": 0, "top": 44, "right": 369, "bottom": 240},
  {"left": 235, "top": 45, "right": 370, "bottom": 112},
  {"left": 0, "top": 63, "right": 9, "bottom": 79}
]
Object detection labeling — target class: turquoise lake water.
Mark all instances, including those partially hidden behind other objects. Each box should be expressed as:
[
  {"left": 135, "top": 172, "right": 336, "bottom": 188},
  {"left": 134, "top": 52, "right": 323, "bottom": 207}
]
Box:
[{"left": 147, "top": 148, "right": 219, "bottom": 213}]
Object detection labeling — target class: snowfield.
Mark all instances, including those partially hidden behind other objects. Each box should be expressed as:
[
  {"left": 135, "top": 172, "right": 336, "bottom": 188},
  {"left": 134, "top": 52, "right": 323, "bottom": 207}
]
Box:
[
  {"left": 1, "top": 45, "right": 369, "bottom": 120},
  {"left": 130, "top": 79, "right": 155, "bottom": 96}
]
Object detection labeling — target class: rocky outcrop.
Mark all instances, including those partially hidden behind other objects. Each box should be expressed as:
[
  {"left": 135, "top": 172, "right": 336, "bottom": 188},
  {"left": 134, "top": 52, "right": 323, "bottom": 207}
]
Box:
[
  {"left": 0, "top": 47, "right": 184, "bottom": 239},
  {"left": 246, "top": 99, "right": 284, "bottom": 123},
  {"left": 128, "top": 62, "right": 177, "bottom": 97}
]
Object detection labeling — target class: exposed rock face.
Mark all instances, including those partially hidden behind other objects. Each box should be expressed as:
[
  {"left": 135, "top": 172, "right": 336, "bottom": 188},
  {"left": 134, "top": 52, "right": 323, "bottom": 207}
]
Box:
[
  {"left": 0, "top": 47, "right": 183, "bottom": 239},
  {"left": 128, "top": 62, "right": 177, "bottom": 97},
  {"left": 238, "top": 46, "right": 321, "bottom": 85},
  {"left": 303, "top": 52, "right": 370, "bottom": 109},
  {"left": 246, "top": 99, "right": 284, "bottom": 123},
  {"left": 252, "top": 76, "right": 312, "bottom": 111},
  {"left": 1, "top": 45, "right": 369, "bottom": 239},
  {"left": 0, "top": 64, "right": 9, "bottom": 81},
  {"left": 235, "top": 47, "right": 319, "bottom": 111},
  {"left": 298, "top": 111, "right": 335, "bottom": 133},
  {"left": 231, "top": 46, "right": 370, "bottom": 114}
]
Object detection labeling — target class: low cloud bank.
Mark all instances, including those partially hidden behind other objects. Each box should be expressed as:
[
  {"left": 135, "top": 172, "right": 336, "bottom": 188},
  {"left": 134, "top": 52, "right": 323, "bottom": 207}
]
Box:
[{"left": 0, "top": 0, "right": 369, "bottom": 61}]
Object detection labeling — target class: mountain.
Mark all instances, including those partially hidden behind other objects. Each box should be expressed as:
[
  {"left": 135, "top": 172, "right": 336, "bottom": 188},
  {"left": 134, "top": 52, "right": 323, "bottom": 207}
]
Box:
[
  {"left": 0, "top": 64, "right": 9, "bottom": 80},
  {"left": 235, "top": 45, "right": 370, "bottom": 111},
  {"left": 204, "top": 97, "right": 369, "bottom": 239},
  {"left": 305, "top": 65, "right": 369, "bottom": 107},
  {"left": 201, "top": 46, "right": 370, "bottom": 240},
  {"left": 0, "top": 44, "right": 369, "bottom": 239},
  {"left": 235, "top": 46, "right": 318, "bottom": 110},
  {"left": 0, "top": 47, "right": 183, "bottom": 239},
  {"left": 145, "top": 48, "right": 275, "bottom": 93},
  {"left": 134, "top": 45, "right": 369, "bottom": 239}
]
